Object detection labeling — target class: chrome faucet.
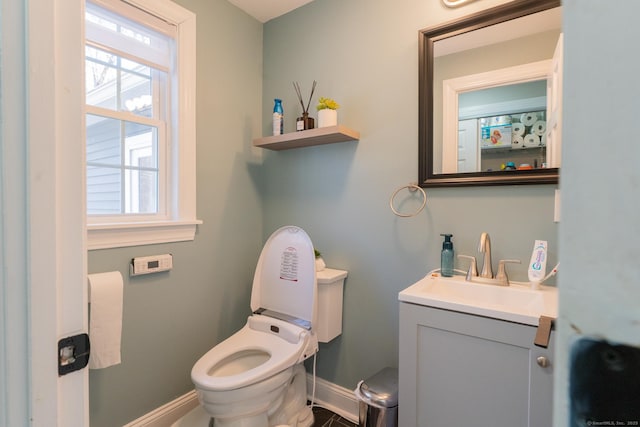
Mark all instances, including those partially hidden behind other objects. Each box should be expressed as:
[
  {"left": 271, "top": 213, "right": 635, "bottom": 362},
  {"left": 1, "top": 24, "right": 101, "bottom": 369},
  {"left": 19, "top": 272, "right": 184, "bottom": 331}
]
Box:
[{"left": 478, "top": 232, "right": 493, "bottom": 278}]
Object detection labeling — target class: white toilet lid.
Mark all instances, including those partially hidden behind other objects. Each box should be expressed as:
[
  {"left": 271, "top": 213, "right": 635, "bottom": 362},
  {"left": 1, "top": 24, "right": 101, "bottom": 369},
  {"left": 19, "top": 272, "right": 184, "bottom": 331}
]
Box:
[{"left": 250, "top": 226, "right": 317, "bottom": 330}]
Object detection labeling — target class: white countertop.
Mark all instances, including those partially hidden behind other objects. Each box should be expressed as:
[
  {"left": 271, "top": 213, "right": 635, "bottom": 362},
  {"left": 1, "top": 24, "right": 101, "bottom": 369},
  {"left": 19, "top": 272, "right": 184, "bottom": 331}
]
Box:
[{"left": 398, "top": 273, "right": 558, "bottom": 326}]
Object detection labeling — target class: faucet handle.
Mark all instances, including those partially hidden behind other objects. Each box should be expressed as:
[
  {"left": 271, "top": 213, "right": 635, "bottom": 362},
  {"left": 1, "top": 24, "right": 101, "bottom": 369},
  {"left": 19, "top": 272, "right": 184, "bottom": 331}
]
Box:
[
  {"left": 478, "top": 232, "right": 493, "bottom": 279},
  {"left": 457, "top": 255, "right": 478, "bottom": 281},
  {"left": 496, "top": 259, "right": 521, "bottom": 286}
]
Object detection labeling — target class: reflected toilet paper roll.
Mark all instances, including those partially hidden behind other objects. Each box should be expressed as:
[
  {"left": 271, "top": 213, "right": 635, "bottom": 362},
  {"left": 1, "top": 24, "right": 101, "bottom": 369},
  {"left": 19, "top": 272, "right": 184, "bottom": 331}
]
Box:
[
  {"left": 532, "top": 120, "right": 546, "bottom": 136},
  {"left": 523, "top": 133, "right": 541, "bottom": 148},
  {"left": 88, "top": 271, "right": 124, "bottom": 369},
  {"left": 512, "top": 122, "right": 526, "bottom": 136},
  {"left": 520, "top": 112, "right": 538, "bottom": 127},
  {"left": 512, "top": 135, "right": 524, "bottom": 149}
]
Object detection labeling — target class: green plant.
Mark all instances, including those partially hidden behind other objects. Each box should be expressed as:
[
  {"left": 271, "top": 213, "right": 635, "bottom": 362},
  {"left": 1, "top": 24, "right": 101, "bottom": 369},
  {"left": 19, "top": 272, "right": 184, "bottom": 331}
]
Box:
[
  {"left": 316, "top": 97, "right": 340, "bottom": 111},
  {"left": 314, "top": 249, "right": 322, "bottom": 258}
]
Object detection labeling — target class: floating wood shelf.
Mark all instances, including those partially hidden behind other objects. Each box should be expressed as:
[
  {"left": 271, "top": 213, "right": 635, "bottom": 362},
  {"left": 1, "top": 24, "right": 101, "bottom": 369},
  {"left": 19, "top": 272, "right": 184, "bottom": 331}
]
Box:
[{"left": 253, "top": 125, "right": 360, "bottom": 151}]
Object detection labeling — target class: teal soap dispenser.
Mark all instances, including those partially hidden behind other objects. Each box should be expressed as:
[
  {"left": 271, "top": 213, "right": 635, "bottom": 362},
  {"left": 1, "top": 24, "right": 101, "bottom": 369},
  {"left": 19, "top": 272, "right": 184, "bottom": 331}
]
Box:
[{"left": 440, "top": 234, "right": 454, "bottom": 277}]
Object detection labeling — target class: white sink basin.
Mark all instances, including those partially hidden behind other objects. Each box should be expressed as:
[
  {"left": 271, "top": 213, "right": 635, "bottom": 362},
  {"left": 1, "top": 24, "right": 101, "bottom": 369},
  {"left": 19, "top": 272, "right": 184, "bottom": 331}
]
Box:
[{"left": 398, "top": 274, "right": 557, "bottom": 326}]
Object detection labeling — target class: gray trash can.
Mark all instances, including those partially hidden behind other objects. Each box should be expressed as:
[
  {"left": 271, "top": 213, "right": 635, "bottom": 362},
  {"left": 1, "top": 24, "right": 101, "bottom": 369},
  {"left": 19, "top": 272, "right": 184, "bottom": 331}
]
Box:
[{"left": 354, "top": 367, "right": 398, "bottom": 427}]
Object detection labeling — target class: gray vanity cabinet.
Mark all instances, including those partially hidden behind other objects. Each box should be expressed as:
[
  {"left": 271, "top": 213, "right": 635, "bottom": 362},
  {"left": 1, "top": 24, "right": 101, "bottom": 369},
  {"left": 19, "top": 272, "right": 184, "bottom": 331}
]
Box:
[{"left": 399, "top": 302, "right": 554, "bottom": 427}]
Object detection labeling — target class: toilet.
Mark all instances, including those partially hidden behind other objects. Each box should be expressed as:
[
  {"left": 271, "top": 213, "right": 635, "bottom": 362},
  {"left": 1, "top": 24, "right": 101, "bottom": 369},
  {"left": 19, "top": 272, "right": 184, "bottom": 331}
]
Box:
[{"left": 190, "top": 226, "right": 319, "bottom": 427}]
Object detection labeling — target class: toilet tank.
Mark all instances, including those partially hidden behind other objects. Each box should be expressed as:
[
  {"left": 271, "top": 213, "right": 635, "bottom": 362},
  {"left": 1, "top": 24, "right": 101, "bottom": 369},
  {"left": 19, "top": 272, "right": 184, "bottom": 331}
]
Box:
[{"left": 316, "top": 268, "right": 348, "bottom": 343}]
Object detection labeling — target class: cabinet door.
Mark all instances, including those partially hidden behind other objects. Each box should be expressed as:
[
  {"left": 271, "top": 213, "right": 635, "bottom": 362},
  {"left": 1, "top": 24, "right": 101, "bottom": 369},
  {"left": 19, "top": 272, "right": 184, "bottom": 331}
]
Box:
[
  {"left": 531, "top": 326, "right": 555, "bottom": 427},
  {"left": 399, "top": 303, "right": 554, "bottom": 427}
]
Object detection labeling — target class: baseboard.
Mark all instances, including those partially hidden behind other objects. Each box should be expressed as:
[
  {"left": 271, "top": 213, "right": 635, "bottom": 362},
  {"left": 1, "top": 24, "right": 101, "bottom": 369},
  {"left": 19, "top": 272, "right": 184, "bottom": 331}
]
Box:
[
  {"left": 123, "top": 376, "right": 358, "bottom": 427},
  {"left": 122, "top": 390, "right": 199, "bottom": 427},
  {"left": 306, "top": 373, "right": 359, "bottom": 423}
]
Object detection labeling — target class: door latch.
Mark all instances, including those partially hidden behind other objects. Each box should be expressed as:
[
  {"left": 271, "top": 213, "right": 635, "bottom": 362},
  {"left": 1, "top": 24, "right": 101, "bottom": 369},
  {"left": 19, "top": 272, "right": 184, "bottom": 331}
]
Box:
[{"left": 58, "top": 333, "right": 90, "bottom": 376}]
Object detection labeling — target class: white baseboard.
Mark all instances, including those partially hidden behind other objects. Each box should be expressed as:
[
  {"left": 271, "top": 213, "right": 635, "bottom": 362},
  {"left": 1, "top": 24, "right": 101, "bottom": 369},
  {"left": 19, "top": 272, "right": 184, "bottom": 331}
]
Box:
[
  {"left": 123, "top": 376, "right": 358, "bottom": 427},
  {"left": 123, "top": 390, "right": 199, "bottom": 427},
  {"left": 306, "top": 373, "right": 359, "bottom": 424}
]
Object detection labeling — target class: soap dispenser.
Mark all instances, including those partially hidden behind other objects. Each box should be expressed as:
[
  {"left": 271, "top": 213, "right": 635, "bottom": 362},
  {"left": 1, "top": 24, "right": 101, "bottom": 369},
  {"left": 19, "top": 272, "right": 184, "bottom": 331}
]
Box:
[{"left": 440, "top": 234, "right": 454, "bottom": 277}]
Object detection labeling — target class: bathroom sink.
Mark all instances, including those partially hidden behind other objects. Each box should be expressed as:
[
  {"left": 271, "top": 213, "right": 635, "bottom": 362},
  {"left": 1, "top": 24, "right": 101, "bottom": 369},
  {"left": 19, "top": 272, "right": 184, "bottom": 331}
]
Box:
[{"left": 398, "top": 274, "right": 557, "bottom": 326}]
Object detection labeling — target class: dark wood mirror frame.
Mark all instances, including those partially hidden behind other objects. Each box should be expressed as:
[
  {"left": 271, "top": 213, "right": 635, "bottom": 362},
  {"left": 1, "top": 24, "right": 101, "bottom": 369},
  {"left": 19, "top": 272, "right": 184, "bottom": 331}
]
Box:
[{"left": 418, "top": 0, "right": 561, "bottom": 187}]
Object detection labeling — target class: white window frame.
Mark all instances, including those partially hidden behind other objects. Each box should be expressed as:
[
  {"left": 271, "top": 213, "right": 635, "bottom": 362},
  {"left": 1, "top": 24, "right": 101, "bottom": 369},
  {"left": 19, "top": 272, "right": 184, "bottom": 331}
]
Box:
[{"left": 85, "top": 0, "right": 201, "bottom": 250}]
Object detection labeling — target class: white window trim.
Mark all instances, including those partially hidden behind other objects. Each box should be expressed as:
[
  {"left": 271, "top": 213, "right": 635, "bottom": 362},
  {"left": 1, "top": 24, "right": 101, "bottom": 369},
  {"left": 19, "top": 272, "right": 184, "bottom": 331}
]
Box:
[{"left": 86, "top": 0, "right": 201, "bottom": 250}]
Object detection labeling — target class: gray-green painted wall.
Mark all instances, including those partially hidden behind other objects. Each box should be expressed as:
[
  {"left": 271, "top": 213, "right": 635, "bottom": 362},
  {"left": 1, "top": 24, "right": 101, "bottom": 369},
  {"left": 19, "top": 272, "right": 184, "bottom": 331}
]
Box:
[
  {"left": 88, "top": 0, "right": 264, "bottom": 425},
  {"left": 262, "top": 0, "right": 557, "bottom": 388}
]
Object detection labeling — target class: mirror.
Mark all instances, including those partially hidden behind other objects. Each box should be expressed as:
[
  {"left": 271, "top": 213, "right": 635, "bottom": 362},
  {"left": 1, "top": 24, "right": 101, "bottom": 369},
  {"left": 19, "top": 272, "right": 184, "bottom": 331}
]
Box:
[{"left": 419, "top": 0, "right": 562, "bottom": 187}]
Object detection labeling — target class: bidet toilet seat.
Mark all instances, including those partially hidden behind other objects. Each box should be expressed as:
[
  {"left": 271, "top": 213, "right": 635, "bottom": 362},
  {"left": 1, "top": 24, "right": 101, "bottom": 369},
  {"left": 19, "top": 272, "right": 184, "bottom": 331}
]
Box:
[
  {"left": 250, "top": 226, "right": 317, "bottom": 329},
  {"left": 191, "top": 226, "right": 318, "bottom": 426},
  {"left": 191, "top": 315, "right": 316, "bottom": 392}
]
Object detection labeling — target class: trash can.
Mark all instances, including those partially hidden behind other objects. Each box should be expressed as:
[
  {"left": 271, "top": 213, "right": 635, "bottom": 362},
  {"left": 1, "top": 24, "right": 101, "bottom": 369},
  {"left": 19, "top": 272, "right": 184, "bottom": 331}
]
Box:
[{"left": 354, "top": 367, "right": 398, "bottom": 427}]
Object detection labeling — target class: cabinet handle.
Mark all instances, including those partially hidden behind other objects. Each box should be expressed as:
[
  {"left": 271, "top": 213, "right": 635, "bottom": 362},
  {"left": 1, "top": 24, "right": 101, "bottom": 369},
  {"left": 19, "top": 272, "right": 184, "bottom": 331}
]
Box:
[{"left": 536, "top": 356, "right": 550, "bottom": 368}]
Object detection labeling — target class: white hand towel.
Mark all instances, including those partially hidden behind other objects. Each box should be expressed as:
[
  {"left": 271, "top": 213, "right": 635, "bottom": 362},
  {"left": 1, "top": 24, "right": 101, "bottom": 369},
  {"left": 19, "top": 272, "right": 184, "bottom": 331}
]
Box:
[{"left": 88, "top": 271, "right": 123, "bottom": 369}]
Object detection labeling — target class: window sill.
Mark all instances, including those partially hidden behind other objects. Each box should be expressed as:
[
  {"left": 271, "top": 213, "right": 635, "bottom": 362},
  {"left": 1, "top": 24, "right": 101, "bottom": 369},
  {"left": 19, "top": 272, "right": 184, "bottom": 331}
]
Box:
[{"left": 87, "top": 219, "right": 203, "bottom": 250}]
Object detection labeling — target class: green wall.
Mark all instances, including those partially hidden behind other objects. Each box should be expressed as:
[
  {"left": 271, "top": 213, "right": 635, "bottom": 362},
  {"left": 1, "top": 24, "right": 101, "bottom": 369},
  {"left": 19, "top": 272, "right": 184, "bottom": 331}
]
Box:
[
  {"left": 88, "top": 0, "right": 264, "bottom": 425},
  {"left": 262, "top": 0, "right": 557, "bottom": 388}
]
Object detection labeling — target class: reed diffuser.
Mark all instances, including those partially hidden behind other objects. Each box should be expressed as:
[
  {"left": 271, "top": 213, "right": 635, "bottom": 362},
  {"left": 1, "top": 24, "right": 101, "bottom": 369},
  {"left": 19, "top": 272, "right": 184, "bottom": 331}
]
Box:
[{"left": 293, "top": 80, "right": 316, "bottom": 131}]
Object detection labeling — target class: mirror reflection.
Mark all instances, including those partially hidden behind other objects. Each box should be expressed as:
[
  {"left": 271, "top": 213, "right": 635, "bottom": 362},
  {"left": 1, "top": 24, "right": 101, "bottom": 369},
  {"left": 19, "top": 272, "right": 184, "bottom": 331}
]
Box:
[
  {"left": 454, "top": 81, "right": 547, "bottom": 173},
  {"left": 442, "top": 69, "right": 550, "bottom": 174},
  {"left": 419, "top": 1, "right": 562, "bottom": 187}
]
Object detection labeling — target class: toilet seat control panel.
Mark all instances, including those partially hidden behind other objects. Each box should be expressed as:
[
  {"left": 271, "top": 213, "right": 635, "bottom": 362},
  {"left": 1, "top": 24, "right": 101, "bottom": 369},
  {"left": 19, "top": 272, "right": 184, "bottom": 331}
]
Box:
[{"left": 130, "top": 254, "right": 173, "bottom": 276}]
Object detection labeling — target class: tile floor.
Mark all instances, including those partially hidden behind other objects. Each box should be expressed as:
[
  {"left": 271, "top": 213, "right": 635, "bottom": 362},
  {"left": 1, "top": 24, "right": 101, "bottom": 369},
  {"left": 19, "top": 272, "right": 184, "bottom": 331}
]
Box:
[{"left": 311, "top": 405, "right": 357, "bottom": 427}]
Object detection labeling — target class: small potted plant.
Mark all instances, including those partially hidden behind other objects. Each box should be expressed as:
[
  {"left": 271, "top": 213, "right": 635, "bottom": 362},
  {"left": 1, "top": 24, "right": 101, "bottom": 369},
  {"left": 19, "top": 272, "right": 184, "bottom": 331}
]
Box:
[
  {"left": 316, "top": 97, "right": 340, "bottom": 128},
  {"left": 314, "top": 249, "right": 326, "bottom": 271}
]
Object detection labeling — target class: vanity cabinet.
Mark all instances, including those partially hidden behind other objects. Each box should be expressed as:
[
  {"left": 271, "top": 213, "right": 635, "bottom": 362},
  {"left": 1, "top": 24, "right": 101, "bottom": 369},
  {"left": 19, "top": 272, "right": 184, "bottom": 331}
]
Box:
[{"left": 399, "top": 302, "right": 554, "bottom": 427}]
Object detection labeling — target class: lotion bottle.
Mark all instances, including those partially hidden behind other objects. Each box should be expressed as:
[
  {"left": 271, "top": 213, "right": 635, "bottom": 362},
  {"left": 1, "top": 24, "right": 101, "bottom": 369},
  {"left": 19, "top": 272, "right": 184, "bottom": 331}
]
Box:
[{"left": 440, "top": 234, "right": 454, "bottom": 277}]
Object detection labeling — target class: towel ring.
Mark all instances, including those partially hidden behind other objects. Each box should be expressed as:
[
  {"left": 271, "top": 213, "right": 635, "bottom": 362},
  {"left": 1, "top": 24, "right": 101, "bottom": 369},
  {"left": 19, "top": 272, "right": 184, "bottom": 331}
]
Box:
[{"left": 390, "top": 183, "right": 427, "bottom": 217}]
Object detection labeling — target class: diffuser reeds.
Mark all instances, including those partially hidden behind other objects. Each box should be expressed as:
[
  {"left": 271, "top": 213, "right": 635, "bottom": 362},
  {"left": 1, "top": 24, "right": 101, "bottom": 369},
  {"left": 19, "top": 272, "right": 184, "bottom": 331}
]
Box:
[
  {"left": 293, "top": 81, "right": 316, "bottom": 114},
  {"left": 293, "top": 80, "right": 317, "bottom": 130}
]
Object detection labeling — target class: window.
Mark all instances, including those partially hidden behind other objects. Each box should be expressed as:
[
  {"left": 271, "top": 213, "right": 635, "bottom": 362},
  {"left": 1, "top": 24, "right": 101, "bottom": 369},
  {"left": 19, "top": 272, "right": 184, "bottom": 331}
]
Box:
[{"left": 85, "top": 0, "right": 199, "bottom": 250}]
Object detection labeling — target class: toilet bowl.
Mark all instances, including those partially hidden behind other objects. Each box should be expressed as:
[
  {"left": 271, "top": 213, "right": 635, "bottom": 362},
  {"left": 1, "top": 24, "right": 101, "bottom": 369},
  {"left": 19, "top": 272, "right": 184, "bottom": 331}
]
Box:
[
  {"left": 191, "top": 317, "right": 315, "bottom": 424},
  {"left": 191, "top": 226, "right": 318, "bottom": 427}
]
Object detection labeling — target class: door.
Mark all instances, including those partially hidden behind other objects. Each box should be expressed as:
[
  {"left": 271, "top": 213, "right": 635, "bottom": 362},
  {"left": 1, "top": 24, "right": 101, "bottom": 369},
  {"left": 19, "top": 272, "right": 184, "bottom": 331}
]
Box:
[
  {"left": 457, "top": 119, "right": 480, "bottom": 172},
  {"left": 546, "top": 33, "right": 563, "bottom": 168},
  {"left": 29, "top": 1, "right": 89, "bottom": 424},
  {"left": 1, "top": 0, "right": 88, "bottom": 425}
]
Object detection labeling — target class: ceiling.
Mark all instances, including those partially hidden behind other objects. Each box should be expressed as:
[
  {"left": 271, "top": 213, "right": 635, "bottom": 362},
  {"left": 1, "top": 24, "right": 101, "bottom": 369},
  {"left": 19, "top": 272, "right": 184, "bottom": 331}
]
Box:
[{"left": 227, "top": 0, "right": 316, "bottom": 23}]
